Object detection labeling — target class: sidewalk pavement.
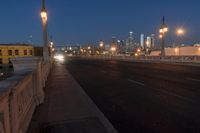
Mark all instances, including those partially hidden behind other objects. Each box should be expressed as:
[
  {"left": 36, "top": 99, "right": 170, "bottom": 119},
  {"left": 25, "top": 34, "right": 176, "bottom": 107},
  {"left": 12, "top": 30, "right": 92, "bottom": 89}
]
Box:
[{"left": 28, "top": 62, "right": 118, "bottom": 133}]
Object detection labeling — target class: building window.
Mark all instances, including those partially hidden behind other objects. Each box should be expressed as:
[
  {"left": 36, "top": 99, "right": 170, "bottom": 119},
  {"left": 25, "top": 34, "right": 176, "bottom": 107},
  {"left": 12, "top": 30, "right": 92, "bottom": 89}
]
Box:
[
  {"left": 29, "top": 50, "right": 33, "bottom": 55},
  {"left": 0, "top": 50, "right": 2, "bottom": 56},
  {"left": 24, "top": 50, "right": 27, "bottom": 55},
  {"left": 8, "top": 50, "right": 12, "bottom": 56},
  {"left": 15, "top": 50, "right": 19, "bottom": 55}
]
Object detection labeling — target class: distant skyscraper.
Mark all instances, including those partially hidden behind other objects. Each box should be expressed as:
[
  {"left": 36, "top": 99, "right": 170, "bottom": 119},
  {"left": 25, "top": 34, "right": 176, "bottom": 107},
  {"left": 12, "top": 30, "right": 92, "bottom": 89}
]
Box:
[
  {"left": 140, "top": 34, "right": 145, "bottom": 48},
  {"left": 151, "top": 34, "right": 155, "bottom": 48},
  {"left": 110, "top": 36, "right": 118, "bottom": 52},
  {"left": 146, "top": 36, "right": 151, "bottom": 48},
  {"left": 126, "top": 32, "right": 135, "bottom": 53},
  {"left": 146, "top": 34, "right": 155, "bottom": 49},
  {"left": 111, "top": 36, "right": 117, "bottom": 44}
]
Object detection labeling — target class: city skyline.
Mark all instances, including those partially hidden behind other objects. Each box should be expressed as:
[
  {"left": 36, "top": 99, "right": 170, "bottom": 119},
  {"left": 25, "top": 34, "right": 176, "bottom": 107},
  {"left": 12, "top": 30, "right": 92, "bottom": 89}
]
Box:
[{"left": 0, "top": 0, "right": 200, "bottom": 45}]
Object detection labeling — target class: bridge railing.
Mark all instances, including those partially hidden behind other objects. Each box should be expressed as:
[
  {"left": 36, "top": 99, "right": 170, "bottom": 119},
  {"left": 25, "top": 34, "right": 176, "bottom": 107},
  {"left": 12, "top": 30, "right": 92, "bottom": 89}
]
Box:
[
  {"left": 0, "top": 57, "right": 52, "bottom": 133},
  {"left": 81, "top": 55, "right": 200, "bottom": 64}
]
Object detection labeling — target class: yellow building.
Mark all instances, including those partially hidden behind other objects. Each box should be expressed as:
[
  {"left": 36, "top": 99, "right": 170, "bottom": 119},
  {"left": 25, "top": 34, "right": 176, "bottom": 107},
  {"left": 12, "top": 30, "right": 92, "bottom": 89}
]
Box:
[{"left": 0, "top": 44, "right": 34, "bottom": 64}]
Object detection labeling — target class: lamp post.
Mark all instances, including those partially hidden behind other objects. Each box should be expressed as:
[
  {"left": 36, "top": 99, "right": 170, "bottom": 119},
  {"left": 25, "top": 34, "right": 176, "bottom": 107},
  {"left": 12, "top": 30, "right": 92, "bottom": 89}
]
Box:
[
  {"left": 175, "top": 28, "right": 185, "bottom": 47},
  {"left": 159, "top": 16, "right": 168, "bottom": 59},
  {"left": 99, "top": 41, "right": 104, "bottom": 54},
  {"left": 41, "top": 0, "right": 49, "bottom": 62}
]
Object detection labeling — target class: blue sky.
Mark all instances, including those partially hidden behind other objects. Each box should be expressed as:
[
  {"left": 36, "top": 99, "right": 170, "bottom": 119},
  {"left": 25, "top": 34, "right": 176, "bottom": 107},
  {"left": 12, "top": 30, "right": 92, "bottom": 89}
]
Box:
[{"left": 0, "top": 0, "right": 200, "bottom": 46}]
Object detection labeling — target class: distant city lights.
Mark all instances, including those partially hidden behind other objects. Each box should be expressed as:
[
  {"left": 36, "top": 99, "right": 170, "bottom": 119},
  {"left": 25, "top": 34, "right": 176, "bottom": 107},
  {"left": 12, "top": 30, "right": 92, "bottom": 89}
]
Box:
[
  {"left": 110, "top": 47, "right": 116, "bottom": 52},
  {"left": 175, "top": 48, "right": 179, "bottom": 52}
]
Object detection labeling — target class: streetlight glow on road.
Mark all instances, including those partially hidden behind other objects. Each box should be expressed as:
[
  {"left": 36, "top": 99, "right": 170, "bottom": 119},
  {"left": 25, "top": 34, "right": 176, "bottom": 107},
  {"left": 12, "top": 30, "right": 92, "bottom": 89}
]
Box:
[{"left": 54, "top": 54, "right": 64, "bottom": 61}]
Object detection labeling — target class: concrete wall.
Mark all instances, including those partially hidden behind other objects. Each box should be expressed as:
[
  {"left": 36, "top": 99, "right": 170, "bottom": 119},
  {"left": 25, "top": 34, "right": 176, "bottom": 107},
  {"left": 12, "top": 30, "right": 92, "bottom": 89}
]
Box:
[
  {"left": 0, "top": 57, "right": 51, "bottom": 133},
  {"left": 150, "top": 46, "right": 200, "bottom": 56},
  {"left": 81, "top": 55, "right": 200, "bottom": 64}
]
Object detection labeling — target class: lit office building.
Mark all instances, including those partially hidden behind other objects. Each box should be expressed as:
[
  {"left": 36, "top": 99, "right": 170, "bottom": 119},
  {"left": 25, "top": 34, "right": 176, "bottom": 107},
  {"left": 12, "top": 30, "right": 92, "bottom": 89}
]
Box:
[
  {"left": 126, "top": 32, "right": 135, "bottom": 53},
  {"left": 146, "top": 36, "right": 151, "bottom": 48},
  {"left": 140, "top": 34, "right": 145, "bottom": 48},
  {"left": 151, "top": 34, "right": 155, "bottom": 49},
  {"left": 146, "top": 34, "right": 155, "bottom": 49}
]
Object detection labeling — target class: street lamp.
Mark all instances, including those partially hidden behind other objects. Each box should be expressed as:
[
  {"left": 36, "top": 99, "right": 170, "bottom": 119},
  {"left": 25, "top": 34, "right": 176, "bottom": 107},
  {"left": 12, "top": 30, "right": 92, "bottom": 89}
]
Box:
[
  {"left": 176, "top": 28, "right": 185, "bottom": 36},
  {"left": 175, "top": 28, "right": 185, "bottom": 47},
  {"left": 159, "top": 16, "right": 168, "bottom": 59},
  {"left": 41, "top": 0, "right": 49, "bottom": 62},
  {"left": 99, "top": 41, "right": 104, "bottom": 55}
]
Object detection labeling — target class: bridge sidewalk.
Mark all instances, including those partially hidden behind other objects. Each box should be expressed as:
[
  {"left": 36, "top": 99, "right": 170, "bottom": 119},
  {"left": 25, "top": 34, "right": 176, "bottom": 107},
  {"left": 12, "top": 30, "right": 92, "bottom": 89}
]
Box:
[{"left": 28, "top": 62, "right": 117, "bottom": 133}]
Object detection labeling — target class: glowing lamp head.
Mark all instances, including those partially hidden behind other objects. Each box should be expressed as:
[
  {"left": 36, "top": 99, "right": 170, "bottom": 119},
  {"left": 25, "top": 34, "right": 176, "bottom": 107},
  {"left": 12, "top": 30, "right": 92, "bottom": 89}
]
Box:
[
  {"left": 176, "top": 28, "right": 185, "bottom": 35},
  {"left": 163, "top": 27, "right": 168, "bottom": 32},
  {"left": 160, "top": 26, "right": 168, "bottom": 33},
  {"left": 159, "top": 35, "right": 163, "bottom": 39},
  {"left": 41, "top": 10, "right": 47, "bottom": 21}
]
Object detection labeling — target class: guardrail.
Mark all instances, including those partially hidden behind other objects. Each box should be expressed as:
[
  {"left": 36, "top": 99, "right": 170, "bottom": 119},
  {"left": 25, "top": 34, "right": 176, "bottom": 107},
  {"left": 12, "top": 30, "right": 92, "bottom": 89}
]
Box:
[
  {"left": 0, "top": 57, "right": 52, "bottom": 133},
  {"left": 81, "top": 55, "right": 200, "bottom": 64}
]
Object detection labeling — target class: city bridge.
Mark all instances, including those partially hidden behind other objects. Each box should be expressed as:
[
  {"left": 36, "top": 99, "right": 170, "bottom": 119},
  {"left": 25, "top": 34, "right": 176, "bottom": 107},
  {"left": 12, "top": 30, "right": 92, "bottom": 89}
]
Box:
[{"left": 1, "top": 56, "right": 200, "bottom": 133}]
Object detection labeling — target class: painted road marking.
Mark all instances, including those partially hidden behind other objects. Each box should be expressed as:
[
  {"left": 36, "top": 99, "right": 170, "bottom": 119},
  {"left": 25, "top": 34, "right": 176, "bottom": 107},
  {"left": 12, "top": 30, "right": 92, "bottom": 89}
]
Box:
[{"left": 127, "top": 79, "right": 145, "bottom": 86}]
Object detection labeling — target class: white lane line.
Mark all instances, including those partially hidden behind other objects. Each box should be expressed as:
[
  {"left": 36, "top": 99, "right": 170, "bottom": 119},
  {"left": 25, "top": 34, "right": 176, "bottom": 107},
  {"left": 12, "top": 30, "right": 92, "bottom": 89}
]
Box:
[
  {"left": 127, "top": 79, "right": 145, "bottom": 86},
  {"left": 187, "top": 78, "right": 200, "bottom": 82}
]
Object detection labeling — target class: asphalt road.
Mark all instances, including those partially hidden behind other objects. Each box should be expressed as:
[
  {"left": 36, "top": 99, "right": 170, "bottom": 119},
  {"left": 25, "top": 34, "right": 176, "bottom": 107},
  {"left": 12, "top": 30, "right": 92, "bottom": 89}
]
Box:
[{"left": 65, "top": 57, "right": 200, "bottom": 133}]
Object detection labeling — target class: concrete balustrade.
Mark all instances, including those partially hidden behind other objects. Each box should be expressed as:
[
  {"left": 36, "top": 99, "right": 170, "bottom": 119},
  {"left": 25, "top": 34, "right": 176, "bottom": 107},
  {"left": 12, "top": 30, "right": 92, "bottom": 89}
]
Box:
[
  {"left": 0, "top": 57, "right": 52, "bottom": 133},
  {"left": 81, "top": 55, "right": 200, "bottom": 64}
]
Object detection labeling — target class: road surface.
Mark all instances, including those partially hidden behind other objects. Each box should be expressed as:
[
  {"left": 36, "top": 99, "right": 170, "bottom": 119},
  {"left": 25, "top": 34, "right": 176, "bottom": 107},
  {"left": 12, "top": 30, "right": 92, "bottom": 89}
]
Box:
[{"left": 65, "top": 57, "right": 200, "bottom": 133}]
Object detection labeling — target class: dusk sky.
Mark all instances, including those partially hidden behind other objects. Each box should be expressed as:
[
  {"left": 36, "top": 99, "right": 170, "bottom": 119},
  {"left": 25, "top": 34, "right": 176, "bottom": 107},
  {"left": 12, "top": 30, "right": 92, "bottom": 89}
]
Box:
[{"left": 0, "top": 0, "right": 200, "bottom": 46}]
